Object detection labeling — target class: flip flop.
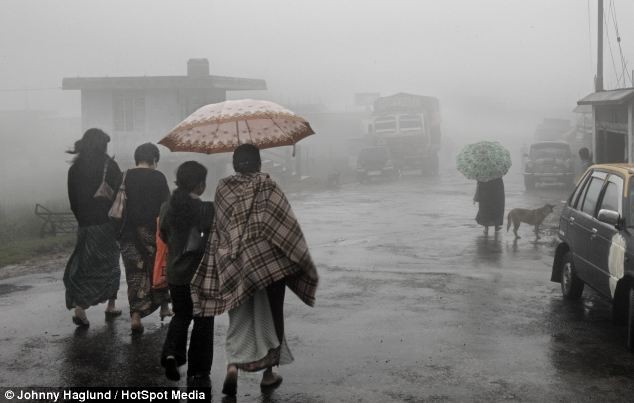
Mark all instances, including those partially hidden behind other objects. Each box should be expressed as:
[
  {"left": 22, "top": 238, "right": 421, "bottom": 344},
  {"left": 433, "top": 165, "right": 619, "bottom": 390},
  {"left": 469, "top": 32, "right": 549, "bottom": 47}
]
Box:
[
  {"left": 104, "top": 310, "right": 122, "bottom": 321},
  {"left": 72, "top": 316, "right": 90, "bottom": 327},
  {"left": 131, "top": 323, "right": 144, "bottom": 335},
  {"left": 260, "top": 374, "right": 283, "bottom": 390}
]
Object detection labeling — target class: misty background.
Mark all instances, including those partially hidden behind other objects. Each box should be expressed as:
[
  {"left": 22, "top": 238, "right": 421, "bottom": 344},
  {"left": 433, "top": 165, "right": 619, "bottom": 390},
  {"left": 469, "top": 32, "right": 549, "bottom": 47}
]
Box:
[{"left": 1, "top": 0, "right": 633, "bottom": 207}]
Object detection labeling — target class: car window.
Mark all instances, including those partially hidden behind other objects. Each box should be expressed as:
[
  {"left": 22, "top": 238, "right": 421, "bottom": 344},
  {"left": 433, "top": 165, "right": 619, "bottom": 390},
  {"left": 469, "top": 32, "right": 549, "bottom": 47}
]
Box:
[
  {"left": 570, "top": 172, "right": 591, "bottom": 208},
  {"left": 599, "top": 182, "right": 619, "bottom": 213},
  {"left": 581, "top": 177, "right": 605, "bottom": 216}
]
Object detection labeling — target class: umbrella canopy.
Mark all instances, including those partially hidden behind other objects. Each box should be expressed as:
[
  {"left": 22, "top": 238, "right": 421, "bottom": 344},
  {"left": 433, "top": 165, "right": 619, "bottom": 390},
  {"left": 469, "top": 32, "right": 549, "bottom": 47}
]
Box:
[
  {"left": 456, "top": 141, "right": 512, "bottom": 182},
  {"left": 158, "top": 99, "right": 314, "bottom": 154}
]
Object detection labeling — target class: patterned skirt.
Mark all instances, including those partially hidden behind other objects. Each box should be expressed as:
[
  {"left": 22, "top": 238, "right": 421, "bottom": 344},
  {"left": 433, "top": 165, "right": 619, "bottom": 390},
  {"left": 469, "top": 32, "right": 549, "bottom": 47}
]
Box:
[
  {"left": 120, "top": 226, "right": 170, "bottom": 317},
  {"left": 64, "top": 223, "right": 121, "bottom": 310},
  {"left": 225, "top": 288, "right": 293, "bottom": 371}
]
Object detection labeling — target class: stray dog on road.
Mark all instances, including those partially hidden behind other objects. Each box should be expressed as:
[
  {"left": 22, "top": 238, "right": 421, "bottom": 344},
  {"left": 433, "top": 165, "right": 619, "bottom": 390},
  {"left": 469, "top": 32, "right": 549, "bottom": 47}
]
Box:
[{"left": 507, "top": 204, "right": 555, "bottom": 239}]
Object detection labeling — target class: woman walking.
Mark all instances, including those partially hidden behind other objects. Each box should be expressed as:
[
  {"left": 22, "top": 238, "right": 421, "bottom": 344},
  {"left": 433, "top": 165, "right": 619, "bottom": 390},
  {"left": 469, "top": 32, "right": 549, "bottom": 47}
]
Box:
[
  {"left": 119, "top": 142, "right": 171, "bottom": 333},
  {"left": 159, "top": 161, "right": 215, "bottom": 385},
  {"left": 191, "top": 144, "right": 319, "bottom": 396},
  {"left": 65, "top": 128, "right": 122, "bottom": 327},
  {"left": 473, "top": 177, "right": 505, "bottom": 235}
]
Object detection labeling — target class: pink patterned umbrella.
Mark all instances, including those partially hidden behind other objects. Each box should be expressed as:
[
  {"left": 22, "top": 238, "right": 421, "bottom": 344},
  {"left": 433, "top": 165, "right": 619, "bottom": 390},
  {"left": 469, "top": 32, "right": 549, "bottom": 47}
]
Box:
[{"left": 158, "top": 99, "right": 315, "bottom": 154}]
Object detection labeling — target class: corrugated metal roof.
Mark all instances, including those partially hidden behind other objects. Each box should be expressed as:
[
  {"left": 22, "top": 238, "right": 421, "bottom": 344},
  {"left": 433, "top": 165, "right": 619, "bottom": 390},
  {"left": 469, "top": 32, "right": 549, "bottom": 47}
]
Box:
[{"left": 577, "top": 88, "right": 634, "bottom": 105}]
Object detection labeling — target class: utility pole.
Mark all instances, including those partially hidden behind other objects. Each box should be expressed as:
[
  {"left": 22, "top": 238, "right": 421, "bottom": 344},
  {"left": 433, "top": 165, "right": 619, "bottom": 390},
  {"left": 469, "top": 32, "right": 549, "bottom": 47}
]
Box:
[{"left": 596, "top": 0, "right": 604, "bottom": 91}]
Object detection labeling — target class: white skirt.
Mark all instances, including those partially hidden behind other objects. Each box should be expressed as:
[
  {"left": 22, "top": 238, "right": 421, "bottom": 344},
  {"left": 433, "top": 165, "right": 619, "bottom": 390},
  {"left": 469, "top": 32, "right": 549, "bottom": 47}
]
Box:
[{"left": 225, "top": 288, "right": 293, "bottom": 370}]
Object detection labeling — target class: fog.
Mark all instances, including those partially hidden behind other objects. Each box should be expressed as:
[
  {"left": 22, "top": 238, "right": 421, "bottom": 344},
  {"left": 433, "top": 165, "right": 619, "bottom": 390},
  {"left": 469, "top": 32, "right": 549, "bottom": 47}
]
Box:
[{"left": 1, "top": 0, "right": 633, "bottom": 205}]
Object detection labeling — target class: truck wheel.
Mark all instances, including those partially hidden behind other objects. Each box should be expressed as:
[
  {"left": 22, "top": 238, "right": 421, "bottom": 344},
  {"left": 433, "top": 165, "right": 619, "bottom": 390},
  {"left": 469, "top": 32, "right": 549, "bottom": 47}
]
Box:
[
  {"left": 524, "top": 176, "right": 536, "bottom": 191},
  {"left": 561, "top": 252, "right": 584, "bottom": 300}
]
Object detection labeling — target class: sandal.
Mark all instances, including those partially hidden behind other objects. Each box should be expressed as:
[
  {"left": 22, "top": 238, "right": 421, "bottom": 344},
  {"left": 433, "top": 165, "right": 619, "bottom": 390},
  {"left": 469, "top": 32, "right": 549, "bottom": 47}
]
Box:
[
  {"left": 160, "top": 310, "right": 174, "bottom": 322},
  {"left": 131, "top": 323, "right": 144, "bottom": 335},
  {"left": 260, "top": 373, "right": 283, "bottom": 390},
  {"left": 104, "top": 309, "right": 122, "bottom": 321},
  {"left": 72, "top": 316, "right": 90, "bottom": 327}
]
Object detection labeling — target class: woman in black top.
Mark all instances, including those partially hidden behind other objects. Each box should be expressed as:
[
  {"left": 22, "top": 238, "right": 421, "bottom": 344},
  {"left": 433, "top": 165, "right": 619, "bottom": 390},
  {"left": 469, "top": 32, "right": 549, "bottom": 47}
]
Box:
[
  {"left": 119, "top": 143, "right": 171, "bottom": 333},
  {"left": 64, "top": 128, "right": 122, "bottom": 327},
  {"left": 159, "top": 161, "right": 214, "bottom": 384}
]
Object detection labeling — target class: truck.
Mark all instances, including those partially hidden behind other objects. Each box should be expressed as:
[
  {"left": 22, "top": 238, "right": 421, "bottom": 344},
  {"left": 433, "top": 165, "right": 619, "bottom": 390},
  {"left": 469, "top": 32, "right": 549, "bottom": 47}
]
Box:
[{"left": 366, "top": 93, "right": 441, "bottom": 176}]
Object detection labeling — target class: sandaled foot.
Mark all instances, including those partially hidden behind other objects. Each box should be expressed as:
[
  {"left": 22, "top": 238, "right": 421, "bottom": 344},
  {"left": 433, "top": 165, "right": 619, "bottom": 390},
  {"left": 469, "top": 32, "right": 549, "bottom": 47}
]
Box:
[
  {"left": 104, "top": 309, "right": 122, "bottom": 320},
  {"left": 222, "top": 367, "right": 238, "bottom": 396},
  {"left": 72, "top": 316, "right": 90, "bottom": 327},
  {"left": 131, "top": 323, "right": 144, "bottom": 334},
  {"left": 260, "top": 372, "right": 283, "bottom": 389},
  {"left": 164, "top": 356, "right": 180, "bottom": 381},
  {"left": 160, "top": 308, "right": 174, "bottom": 321}
]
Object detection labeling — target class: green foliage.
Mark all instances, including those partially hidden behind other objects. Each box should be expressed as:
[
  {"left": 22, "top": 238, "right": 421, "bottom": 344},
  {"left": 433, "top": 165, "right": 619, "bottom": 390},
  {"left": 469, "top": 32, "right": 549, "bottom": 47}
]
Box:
[
  {"left": 0, "top": 234, "right": 75, "bottom": 268},
  {"left": 0, "top": 202, "right": 75, "bottom": 267}
]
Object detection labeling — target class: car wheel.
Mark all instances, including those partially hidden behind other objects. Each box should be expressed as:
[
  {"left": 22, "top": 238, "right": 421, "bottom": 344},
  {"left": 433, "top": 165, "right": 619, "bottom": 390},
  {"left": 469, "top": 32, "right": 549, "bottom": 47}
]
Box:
[
  {"left": 627, "top": 287, "right": 634, "bottom": 352},
  {"left": 561, "top": 252, "right": 584, "bottom": 300}
]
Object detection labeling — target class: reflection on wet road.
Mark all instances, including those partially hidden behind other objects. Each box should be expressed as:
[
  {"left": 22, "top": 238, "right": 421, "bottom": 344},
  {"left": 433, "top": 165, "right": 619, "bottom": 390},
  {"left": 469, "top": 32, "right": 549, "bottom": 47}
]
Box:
[{"left": 1, "top": 170, "right": 634, "bottom": 401}]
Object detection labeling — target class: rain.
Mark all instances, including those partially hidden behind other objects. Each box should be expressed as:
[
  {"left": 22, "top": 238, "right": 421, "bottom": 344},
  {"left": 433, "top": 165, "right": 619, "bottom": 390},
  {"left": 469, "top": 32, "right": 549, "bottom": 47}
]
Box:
[{"left": 1, "top": 1, "right": 634, "bottom": 402}]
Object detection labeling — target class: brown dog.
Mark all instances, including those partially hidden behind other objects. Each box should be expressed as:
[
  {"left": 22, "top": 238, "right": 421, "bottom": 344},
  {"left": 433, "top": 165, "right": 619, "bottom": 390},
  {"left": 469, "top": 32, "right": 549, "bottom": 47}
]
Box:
[{"left": 507, "top": 204, "right": 555, "bottom": 239}]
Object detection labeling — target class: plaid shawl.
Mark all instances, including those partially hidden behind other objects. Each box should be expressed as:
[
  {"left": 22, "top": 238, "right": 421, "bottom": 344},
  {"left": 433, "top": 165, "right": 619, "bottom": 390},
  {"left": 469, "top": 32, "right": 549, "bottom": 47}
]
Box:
[{"left": 191, "top": 172, "right": 318, "bottom": 317}]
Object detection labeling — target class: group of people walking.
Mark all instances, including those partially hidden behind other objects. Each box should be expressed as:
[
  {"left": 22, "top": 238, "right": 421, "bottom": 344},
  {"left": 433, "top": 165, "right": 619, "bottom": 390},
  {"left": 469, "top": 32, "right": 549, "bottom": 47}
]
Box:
[{"left": 64, "top": 128, "right": 318, "bottom": 394}]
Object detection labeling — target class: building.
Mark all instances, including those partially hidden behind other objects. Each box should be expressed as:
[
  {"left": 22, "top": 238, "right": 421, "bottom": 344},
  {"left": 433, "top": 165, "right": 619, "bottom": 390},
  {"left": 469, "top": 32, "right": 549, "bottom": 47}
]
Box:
[
  {"left": 62, "top": 59, "right": 266, "bottom": 158},
  {"left": 577, "top": 88, "right": 634, "bottom": 163}
]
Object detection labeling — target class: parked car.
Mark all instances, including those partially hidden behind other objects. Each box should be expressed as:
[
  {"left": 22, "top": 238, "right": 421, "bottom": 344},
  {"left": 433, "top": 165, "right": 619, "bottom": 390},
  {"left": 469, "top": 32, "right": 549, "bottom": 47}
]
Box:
[
  {"left": 551, "top": 164, "right": 634, "bottom": 351},
  {"left": 524, "top": 141, "right": 575, "bottom": 190},
  {"left": 356, "top": 146, "right": 399, "bottom": 183}
]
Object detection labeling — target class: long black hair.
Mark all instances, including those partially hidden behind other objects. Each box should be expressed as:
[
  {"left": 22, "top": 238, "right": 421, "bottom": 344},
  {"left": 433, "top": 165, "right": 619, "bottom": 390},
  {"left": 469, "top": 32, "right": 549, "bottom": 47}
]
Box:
[
  {"left": 67, "top": 128, "right": 110, "bottom": 164},
  {"left": 167, "top": 161, "right": 208, "bottom": 230}
]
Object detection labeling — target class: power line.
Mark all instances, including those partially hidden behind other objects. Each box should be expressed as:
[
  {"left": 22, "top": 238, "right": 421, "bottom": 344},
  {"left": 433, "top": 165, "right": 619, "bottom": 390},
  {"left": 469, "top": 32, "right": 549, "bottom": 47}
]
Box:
[
  {"left": 603, "top": 11, "right": 620, "bottom": 88},
  {"left": 609, "top": 0, "right": 631, "bottom": 86},
  {"left": 586, "top": 0, "right": 594, "bottom": 71}
]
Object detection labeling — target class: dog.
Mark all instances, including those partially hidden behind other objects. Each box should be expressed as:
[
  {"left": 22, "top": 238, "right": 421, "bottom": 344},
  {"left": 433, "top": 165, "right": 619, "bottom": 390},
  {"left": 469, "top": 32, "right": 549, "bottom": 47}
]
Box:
[{"left": 507, "top": 204, "right": 555, "bottom": 239}]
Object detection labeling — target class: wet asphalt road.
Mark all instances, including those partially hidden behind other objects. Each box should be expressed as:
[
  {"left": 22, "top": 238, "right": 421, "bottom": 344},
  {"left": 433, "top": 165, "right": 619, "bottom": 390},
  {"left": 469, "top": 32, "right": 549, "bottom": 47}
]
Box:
[{"left": 1, "top": 169, "right": 634, "bottom": 402}]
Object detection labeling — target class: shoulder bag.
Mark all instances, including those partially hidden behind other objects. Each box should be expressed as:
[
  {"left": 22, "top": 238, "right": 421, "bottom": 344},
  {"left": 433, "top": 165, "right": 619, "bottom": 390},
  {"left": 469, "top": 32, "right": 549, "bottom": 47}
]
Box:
[
  {"left": 93, "top": 160, "right": 114, "bottom": 200},
  {"left": 108, "top": 170, "right": 127, "bottom": 220}
]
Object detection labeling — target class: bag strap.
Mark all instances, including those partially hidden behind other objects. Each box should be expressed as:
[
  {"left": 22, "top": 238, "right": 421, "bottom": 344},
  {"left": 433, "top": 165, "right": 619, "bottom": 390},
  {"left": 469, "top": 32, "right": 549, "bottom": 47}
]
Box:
[
  {"left": 101, "top": 159, "right": 109, "bottom": 182},
  {"left": 119, "top": 170, "right": 128, "bottom": 191}
]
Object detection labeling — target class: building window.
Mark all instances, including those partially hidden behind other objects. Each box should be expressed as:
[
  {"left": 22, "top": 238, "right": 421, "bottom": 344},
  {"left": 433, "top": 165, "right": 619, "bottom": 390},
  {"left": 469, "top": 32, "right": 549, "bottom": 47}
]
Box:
[{"left": 113, "top": 92, "right": 145, "bottom": 132}]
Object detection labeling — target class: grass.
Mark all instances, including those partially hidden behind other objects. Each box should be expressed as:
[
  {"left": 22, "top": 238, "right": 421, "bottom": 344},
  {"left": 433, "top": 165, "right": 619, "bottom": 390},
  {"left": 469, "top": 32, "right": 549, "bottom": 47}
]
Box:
[{"left": 0, "top": 234, "right": 75, "bottom": 268}]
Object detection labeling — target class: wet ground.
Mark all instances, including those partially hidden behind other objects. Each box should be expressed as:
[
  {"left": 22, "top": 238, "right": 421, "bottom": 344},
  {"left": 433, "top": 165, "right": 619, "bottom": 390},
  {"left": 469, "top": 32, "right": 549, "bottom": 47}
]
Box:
[{"left": 1, "top": 169, "right": 634, "bottom": 402}]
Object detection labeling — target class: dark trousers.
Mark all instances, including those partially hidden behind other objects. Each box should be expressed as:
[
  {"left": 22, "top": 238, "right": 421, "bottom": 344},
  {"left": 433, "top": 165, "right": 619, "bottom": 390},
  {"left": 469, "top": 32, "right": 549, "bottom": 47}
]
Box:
[
  {"left": 161, "top": 284, "right": 214, "bottom": 377},
  {"left": 266, "top": 279, "right": 286, "bottom": 346}
]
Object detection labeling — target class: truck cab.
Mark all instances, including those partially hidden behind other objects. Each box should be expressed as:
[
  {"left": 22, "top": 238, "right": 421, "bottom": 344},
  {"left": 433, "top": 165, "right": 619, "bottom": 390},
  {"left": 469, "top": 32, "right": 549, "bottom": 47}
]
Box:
[{"left": 368, "top": 93, "right": 441, "bottom": 176}]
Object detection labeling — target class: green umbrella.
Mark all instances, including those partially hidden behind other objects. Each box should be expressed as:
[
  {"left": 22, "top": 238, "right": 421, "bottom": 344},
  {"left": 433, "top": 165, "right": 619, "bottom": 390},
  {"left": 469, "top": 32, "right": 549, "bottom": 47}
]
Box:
[{"left": 456, "top": 141, "right": 512, "bottom": 182}]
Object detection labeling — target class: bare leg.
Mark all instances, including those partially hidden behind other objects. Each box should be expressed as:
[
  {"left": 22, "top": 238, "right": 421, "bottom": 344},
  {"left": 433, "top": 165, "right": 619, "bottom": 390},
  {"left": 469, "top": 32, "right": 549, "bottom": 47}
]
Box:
[
  {"left": 483, "top": 226, "right": 489, "bottom": 236},
  {"left": 131, "top": 312, "right": 143, "bottom": 333},
  {"left": 222, "top": 364, "right": 238, "bottom": 396}
]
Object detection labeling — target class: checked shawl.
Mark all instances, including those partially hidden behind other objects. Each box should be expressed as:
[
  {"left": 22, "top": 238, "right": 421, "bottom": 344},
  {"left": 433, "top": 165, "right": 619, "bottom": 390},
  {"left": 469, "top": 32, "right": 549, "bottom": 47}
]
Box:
[{"left": 191, "top": 172, "right": 318, "bottom": 317}]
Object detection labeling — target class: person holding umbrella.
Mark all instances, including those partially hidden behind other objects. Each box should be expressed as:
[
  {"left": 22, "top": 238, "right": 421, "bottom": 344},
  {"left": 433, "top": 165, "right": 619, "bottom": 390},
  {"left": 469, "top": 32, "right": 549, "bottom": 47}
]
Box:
[
  {"left": 159, "top": 99, "right": 319, "bottom": 396},
  {"left": 457, "top": 141, "right": 511, "bottom": 236},
  {"left": 473, "top": 177, "right": 505, "bottom": 235}
]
